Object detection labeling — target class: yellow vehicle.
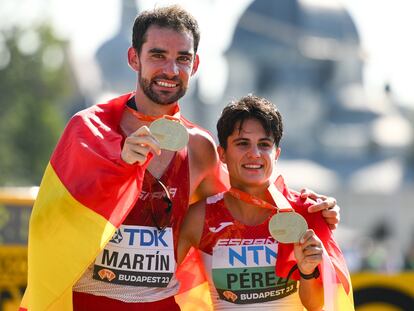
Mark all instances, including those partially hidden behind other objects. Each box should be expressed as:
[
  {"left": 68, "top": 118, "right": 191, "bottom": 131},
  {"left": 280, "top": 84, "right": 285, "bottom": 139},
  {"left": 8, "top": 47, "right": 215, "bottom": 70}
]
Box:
[{"left": 0, "top": 187, "right": 37, "bottom": 311}]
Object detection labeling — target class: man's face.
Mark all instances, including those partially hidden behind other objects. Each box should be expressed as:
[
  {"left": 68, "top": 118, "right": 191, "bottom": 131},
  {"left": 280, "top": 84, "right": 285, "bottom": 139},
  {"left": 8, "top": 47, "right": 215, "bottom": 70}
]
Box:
[
  {"left": 134, "top": 26, "right": 199, "bottom": 105},
  {"left": 218, "top": 118, "right": 280, "bottom": 190}
]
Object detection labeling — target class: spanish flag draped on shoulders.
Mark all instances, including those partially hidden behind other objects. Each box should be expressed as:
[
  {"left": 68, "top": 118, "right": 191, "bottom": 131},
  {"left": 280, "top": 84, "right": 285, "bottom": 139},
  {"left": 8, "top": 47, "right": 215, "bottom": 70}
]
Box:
[
  {"left": 20, "top": 93, "right": 148, "bottom": 311},
  {"left": 274, "top": 175, "right": 355, "bottom": 311}
]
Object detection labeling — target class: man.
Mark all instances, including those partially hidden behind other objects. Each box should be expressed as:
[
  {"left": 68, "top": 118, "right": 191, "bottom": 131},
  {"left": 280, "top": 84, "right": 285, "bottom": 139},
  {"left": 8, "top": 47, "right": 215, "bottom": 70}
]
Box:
[{"left": 20, "top": 5, "right": 339, "bottom": 311}]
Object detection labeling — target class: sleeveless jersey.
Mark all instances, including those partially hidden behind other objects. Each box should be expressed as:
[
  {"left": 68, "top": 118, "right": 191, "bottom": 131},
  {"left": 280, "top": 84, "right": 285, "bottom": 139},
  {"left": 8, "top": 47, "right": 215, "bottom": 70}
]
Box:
[
  {"left": 73, "top": 146, "right": 190, "bottom": 303},
  {"left": 198, "top": 193, "right": 303, "bottom": 311}
]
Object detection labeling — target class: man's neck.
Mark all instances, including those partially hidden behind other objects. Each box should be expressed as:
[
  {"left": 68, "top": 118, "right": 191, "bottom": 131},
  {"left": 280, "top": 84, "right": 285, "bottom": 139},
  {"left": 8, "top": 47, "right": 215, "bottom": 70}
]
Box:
[{"left": 134, "top": 92, "right": 179, "bottom": 117}]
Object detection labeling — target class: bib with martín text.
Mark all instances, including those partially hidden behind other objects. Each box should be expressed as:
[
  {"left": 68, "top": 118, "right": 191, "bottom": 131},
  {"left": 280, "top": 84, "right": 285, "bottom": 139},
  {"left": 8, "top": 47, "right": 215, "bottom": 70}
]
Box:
[{"left": 93, "top": 225, "right": 175, "bottom": 288}]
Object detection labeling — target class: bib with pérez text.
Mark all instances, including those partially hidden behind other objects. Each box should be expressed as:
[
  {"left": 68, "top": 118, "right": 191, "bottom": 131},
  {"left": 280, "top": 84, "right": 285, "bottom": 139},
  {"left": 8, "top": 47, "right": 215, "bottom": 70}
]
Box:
[{"left": 211, "top": 240, "right": 297, "bottom": 304}]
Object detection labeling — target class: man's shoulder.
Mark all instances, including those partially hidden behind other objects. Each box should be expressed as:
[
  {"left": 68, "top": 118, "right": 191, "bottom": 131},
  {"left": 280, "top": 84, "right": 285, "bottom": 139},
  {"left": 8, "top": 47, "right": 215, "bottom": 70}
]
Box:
[
  {"left": 181, "top": 117, "right": 214, "bottom": 139},
  {"left": 183, "top": 118, "right": 216, "bottom": 151},
  {"left": 72, "top": 93, "right": 132, "bottom": 125},
  {"left": 182, "top": 118, "right": 219, "bottom": 175}
]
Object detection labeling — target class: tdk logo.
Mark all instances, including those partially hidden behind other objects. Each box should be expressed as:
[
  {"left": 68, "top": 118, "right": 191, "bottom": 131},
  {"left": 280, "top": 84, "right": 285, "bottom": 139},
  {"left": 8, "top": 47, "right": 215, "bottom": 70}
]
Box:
[
  {"left": 110, "top": 229, "right": 123, "bottom": 244},
  {"left": 124, "top": 228, "right": 168, "bottom": 247},
  {"left": 107, "top": 226, "right": 173, "bottom": 248}
]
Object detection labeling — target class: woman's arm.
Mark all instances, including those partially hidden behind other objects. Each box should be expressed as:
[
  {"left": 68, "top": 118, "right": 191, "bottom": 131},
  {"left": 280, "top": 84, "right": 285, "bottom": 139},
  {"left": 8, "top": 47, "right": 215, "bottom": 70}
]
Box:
[
  {"left": 177, "top": 200, "right": 206, "bottom": 265},
  {"left": 294, "top": 229, "right": 324, "bottom": 310}
]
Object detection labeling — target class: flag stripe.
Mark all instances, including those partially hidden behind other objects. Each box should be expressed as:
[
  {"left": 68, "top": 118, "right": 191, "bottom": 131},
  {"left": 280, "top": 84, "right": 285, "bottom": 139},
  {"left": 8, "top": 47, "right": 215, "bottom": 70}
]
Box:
[
  {"left": 50, "top": 93, "right": 143, "bottom": 226},
  {"left": 27, "top": 163, "right": 116, "bottom": 310},
  {"left": 21, "top": 94, "right": 148, "bottom": 310},
  {"left": 322, "top": 247, "right": 354, "bottom": 310},
  {"left": 175, "top": 282, "right": 212, "bottom": 311}
]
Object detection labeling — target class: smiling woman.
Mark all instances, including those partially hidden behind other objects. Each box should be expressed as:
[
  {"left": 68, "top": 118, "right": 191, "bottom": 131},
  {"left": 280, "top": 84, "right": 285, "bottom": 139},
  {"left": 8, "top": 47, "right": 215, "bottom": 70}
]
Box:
[
  {"left": 219, "top": 118, "right": 280, "bottom": 191},
  {"left": 178, "top": 94, "right": 353, "bottom": 310}
]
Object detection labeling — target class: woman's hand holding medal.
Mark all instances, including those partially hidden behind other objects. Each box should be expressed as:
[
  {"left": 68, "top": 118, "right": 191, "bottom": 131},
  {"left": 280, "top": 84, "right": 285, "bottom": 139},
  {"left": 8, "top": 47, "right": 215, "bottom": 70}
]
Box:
[
  {"left": 267, "top": 183, "right": 309, "bottom": 244},
  {"left": 266, "top": 185, "right": 323, "bottom": 278},
  {"left": 293, "top": 229, "right": 323, "bottom": 276}
]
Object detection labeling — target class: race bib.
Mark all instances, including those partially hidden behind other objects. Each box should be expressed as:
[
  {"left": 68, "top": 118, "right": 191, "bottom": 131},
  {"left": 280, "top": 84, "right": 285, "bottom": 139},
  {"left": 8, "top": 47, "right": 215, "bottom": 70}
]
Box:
[
  {"left": 93, "top": 225, "right": 175, "bottom": 287},
  {"left": 212, "top": 242, "right": 297, "bottom": 304}
]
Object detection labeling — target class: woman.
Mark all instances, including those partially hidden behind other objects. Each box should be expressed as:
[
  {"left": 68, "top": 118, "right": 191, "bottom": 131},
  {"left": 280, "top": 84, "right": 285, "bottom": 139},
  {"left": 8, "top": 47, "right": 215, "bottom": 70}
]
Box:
[{"left": 178, "top": 95, "right": 351, "bottom": 310}]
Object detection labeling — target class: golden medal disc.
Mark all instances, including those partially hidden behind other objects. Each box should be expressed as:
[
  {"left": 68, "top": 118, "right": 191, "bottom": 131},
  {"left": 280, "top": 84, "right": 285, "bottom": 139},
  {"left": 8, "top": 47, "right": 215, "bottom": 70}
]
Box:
[
  {"left": 149, "top": 118, "right": 189, "bottom": 151},
  {"left": 268, "top": 212, "right": 308, "bottom": 243}
]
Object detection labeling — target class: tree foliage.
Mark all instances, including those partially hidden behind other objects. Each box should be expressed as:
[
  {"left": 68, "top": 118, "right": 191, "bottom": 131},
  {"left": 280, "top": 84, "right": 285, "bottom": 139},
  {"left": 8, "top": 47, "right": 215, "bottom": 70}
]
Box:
[{"left": 0, "top": 25, "right": 76, "bottom": 186}]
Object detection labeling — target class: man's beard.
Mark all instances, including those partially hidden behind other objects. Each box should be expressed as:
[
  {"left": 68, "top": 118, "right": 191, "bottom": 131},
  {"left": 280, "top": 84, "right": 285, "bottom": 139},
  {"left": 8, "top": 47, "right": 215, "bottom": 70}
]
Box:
[{"left": 139, "top": 73, "right": 187, "bottom": 105}]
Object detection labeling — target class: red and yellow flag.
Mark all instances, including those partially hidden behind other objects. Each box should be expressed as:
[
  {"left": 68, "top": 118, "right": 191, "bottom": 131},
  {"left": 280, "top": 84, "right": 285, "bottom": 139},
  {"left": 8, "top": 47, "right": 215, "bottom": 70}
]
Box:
[
  {"left": 20, "top": 93, "right": 148, "bottom": 311},
  {"left": 175, "top": 247, "right": 212, "bottom": 311},
  {"left": 275, "top": 176, "right": 354, "bottom": 311}
]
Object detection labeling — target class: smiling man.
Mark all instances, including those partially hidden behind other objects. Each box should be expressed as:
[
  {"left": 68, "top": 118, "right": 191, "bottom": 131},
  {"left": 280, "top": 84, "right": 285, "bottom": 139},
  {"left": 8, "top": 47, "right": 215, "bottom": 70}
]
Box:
[
  {"left": 21, "top": 5, "right": 341, "bottom": 311},
  {"left": 71, "top": 6, "right": 227, "bottom": 310}
]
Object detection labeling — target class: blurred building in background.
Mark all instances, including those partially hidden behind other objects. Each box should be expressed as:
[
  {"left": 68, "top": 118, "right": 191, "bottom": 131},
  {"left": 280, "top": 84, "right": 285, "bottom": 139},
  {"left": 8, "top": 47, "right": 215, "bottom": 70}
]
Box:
[{"left": 201, "top": 0, "right": 414, "bottom": 275}]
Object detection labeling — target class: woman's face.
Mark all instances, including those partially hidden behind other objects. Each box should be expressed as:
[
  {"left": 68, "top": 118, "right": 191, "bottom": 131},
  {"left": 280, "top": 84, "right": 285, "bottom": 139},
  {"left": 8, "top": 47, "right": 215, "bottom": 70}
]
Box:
[{"left": 218, "top": 118, "right": 280, "bottom": 191}]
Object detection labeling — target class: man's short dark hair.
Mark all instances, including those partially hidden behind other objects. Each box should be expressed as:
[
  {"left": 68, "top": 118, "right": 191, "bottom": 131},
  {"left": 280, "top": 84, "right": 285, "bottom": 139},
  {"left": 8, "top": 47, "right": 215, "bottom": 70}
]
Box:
[
  {"left": 217, "top": 94, "right": 283, "bottom": 149},
  {"left": 132, "top": 5, "right": 200, "bottom": 54}
]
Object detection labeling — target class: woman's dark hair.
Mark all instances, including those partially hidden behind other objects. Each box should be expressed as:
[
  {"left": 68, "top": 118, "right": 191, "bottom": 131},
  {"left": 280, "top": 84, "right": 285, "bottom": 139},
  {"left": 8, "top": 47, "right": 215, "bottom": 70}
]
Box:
[{"left": 217, "top": 94, "right": 283, "bottom": 149}]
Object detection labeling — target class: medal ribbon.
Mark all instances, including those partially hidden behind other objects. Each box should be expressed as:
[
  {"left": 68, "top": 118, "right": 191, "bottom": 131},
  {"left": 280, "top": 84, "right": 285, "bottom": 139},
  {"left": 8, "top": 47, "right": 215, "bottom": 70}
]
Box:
[
  {"left": 126, "top": 101, "right": 181, "bottom": 122},
  {"left": 228, "top": 183, "right": 294, "bottom": 213}
]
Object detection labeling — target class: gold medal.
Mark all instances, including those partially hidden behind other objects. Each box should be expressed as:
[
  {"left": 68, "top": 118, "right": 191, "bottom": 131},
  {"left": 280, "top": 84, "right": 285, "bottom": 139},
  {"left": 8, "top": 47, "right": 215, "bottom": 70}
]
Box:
[
  {"left": 268, "top": 211, "right": 308, "bottom": 243},
  {"left": 149, "top": 118, "right": 189, "bottom": 151},
  {"left": 228, "top": 184, "right": 308, "bottom": 244}
]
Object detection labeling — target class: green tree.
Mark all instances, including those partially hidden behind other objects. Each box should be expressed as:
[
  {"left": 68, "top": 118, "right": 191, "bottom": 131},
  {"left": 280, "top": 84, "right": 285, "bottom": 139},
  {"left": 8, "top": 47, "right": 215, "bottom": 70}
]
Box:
[{"left": 0, "top": 25, "right": 77, "bottom": 186}]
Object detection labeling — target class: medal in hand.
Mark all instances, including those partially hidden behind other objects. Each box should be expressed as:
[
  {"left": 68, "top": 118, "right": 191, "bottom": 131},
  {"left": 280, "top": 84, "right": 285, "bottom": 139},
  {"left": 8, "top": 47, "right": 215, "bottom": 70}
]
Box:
[{"left": 149, "top": 118, "right": 189, "bottom": 151}]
